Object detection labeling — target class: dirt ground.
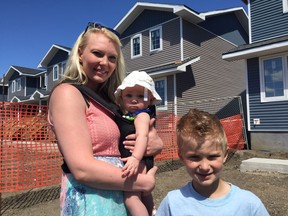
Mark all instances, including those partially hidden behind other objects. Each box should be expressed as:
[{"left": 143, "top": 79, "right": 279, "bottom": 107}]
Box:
[{"left": 1, "top": 150, "right": 288, "bottom": 216}]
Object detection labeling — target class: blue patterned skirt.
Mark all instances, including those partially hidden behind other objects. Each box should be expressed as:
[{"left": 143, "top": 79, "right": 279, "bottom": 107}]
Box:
[{"left": 60, "top": 156, "right": 129, "bottom": 216}]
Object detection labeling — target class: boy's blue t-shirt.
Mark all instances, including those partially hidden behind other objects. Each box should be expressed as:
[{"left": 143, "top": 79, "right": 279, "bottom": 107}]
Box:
[{"left": 156, "top": 182, "right": 269, "bottom": 216}]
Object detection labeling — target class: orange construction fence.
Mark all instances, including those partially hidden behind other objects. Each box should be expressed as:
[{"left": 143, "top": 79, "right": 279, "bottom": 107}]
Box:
[{"left": 0, "top": 102, "right": 245, "bottom": 193}]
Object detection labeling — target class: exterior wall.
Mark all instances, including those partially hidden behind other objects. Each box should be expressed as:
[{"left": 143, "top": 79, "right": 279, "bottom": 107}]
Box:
[
  {"left": 251, "top": 132, "right": 288, "bottom": 151},
  {"left": 25, "top": 77, "right": 38, "bottom": 96},
  {"left": 8, "top": 73, "right": 21, "bottom": 99},
  {"left": 121, "top": 10, "right": 178, "bottom": 38},
  {"left": 181, "top": 20, "right": 246, "bottom": 111},
  {"left": 247, "top": 58, "right": 288, "bottom": 131},
  {"left": 199, "top": 12, "right": 248, "bottom": 45},
  {"left": 122, "top": 17, "right": 181, "bottom": 72},
  {"left": 47, "top": 50, "right": 69, "bottom": 67},
  {"left": 250, "top": 0, "right": 288, "bottom": 42}
]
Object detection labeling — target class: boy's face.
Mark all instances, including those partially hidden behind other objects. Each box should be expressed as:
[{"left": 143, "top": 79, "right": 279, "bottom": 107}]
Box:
[
  {"left": 121, "top": 85, "right": 152, "bottom": 113},
  {"left": 178, "top": 136, "right": 228, "bottom": 193}
]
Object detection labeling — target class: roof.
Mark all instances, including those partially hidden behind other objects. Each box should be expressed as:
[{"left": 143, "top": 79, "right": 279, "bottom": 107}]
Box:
[
  {"left": 4, "top": 66, "right": 44, "bottom": 81},
  {"left": 115, "top": 2, "right": 248, "bottom": 38},
  {"left": 223, "top": 35, "right": 288, "bottom": 61},
  {"left": 114, "top": 2, "right": 204, "bottom": 34},
  {"left": 200, "top": 7, "right": 248, "bottom": 34},
  {"left": 136, "top": 56, "right": 200, "bottom": 78},
  {"left": 38, "top": 44, "right": 71, "bottom": 68}
]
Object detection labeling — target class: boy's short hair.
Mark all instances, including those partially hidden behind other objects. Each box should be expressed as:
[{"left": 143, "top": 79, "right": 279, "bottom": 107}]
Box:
[{"left": 176, "top": 109, "right": 227, "bottom": 153}]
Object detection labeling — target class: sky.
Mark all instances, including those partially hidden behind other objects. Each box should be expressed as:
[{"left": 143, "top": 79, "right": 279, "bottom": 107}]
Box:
[{"left": 0, "top": 0, "right": 247, "bottom": 77}]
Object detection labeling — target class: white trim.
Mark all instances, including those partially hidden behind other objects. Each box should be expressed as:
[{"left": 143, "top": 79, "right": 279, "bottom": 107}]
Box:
[
  {"left": 173, "top": 74, "right": 177, "bottom": 115},
  {"left": 223, "top": 41, "right": 288, "bottom": 61},
  {"left": 11, "top": 80, "right": 15, "bottom": 93},
  {"left": 245, "top": 59, "right": 251, "bottom": 131},
  {"left": 53, "top": 65, "right": 59, "bottom": 81},
  {"left": 180, "top": 17, "right": 183, "bottom": 61},
  {"left": 131, "top": 34, "right": 142, "bottom": 59},
  {"left": 177, "top": 56, "right": 200, "bottom": 71},
  {"left": 283, "top": 0, "right": 288, "bottom": 13},
  {"left": 16, "top": 78, "right": 21, "bottom": 91}
]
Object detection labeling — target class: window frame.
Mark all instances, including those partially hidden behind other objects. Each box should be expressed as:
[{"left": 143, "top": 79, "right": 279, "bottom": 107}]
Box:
[
  {"left": 283, "top": 0, "right": 288, "bottom": 13},
  {"left": 11, "top": 80, "right": 16, "bottom": 93},
  {"left": 40, "top": 74, "right": 47, "bottom": 89},
  {"left": 53, "top": 65, "right": 59, "bottom": 81},
  {"left": 131, "top": 34, "right": 142, "bottom": 59},
  {"left": 259, "top": 53, "right": 288, "bottom": 102},
  {"left": 16, "top": 78, "right": 21, "bottom": 91},
  {"left": 149, "top": 26, "right": 163, "bottom": 53},
  {"left": 154, "top": 77, "right": 167, "bottom": 110}
]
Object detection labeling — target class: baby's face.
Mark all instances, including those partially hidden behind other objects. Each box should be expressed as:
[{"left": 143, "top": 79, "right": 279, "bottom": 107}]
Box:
[{"left": 121, "top": 85, "right": 152, "bottom": 113}]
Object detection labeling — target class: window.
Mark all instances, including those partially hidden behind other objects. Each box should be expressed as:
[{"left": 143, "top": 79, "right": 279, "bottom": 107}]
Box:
[
  {"left": 150, "top": 26, "right": 162, "bottom": 52},
  {"left": 283, "top": 0, "right": 288, "bottom": 13},
  {"left": 53, "top": 65, "right": 59, "bottom": 81},
  {"left": 16, "top": 78, "right": 21, "bottom": 91},
  {"left": 260, "top": 54, "right": 288, "bottom": 102},
  {"left": 11, "top": 80, "right": 15, "bottom": 93},
  {"left": 155, "top": 78, "right": 166, "bottom": 109},
  {"left": 131, "top": 34, "right": 142, "bottom": 58},
  {"left": 61, "top": 62, "right": 66, "bottom": 74},
  {"left": 40, "top": 74, "right": 47, "bottom": 88}
]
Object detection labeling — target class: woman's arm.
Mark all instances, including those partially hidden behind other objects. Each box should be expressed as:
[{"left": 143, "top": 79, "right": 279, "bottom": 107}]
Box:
[
  {"left": 49, "top": 84, "right": 156, "bottom": 192},
  {"left": 124, "top": 118, "right": 163, "bottom": 156}
]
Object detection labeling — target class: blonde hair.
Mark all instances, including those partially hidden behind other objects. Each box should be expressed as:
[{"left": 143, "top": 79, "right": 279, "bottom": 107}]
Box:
[
  {"left": 176, "top": 109, "right": 227, "bottom": 154},
  {"left": 59, "top": 27, "right": 126, "bottom": 103}
]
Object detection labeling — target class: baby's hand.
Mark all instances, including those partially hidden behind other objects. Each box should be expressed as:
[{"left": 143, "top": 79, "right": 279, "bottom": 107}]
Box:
[{"left": 121, "top": 156, "right": 140, "bottom": 177}]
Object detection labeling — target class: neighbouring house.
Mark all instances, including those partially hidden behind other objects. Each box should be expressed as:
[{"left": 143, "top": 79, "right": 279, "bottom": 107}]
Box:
[
  {"left": 3, "top": 44, "right": 70, "bottom": 105},
  {"left": 223, "top": 0, "right": 288, "bottom": 151},
  {"left": 115, "top": 2, "right": 248, "bottom": 125},
  {"left": 2, "top": 2, "right": 249, "bottom": 149},
  {"left": 0, "top": 78, "right": 8, "bottom": 102}
]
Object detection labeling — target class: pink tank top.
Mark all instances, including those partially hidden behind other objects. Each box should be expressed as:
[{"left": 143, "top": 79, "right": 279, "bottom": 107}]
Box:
[
  {"left": 48, "top": 99, "right": 121, "bottom": 157},
  {"left": 87, "top": 100, "right": 120, "bottom": 157}
]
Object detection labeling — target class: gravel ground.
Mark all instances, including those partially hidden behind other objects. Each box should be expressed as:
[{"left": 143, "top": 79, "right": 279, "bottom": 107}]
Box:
[{"left": 1, "top": 150, "right": 288, "bottom": 216}]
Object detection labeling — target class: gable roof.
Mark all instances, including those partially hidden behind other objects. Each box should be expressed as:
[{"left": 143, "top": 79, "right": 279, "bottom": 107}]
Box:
[
  {"left": 38, "top": 44, "right": 71, "bottom": 68},
  {"left": 114, "top": 2, "right": 204, "bottom": 34},
  {"left": 138, "top": 56, "right": 200, "bottom": 78},
  {"left": 4, "top": 66, "right": 44, "bottom": 81},
  {"left": 200, "top": 7, "right": 248, "bottom": 34},
  {"left": 115, "top": 2, "right": 248, "bottom": 38}
]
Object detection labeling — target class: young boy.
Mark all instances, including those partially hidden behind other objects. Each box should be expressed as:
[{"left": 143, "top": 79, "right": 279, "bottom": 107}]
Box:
[
  {"left": 114, "top": 70, "right": 162, "bottom": 216},
  {"left": 156, "top": 109, "right": 269, "bottom": 216}
]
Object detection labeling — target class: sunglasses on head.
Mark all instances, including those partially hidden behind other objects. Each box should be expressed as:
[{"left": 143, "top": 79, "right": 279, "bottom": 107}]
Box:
[{"left": 82, "top": 22, "right": 120, "bottom": 38}]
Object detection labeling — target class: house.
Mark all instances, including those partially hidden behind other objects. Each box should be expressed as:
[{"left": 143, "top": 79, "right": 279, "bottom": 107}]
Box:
[
  {"left": 0, "top": 78, "right": 8, "bottom": 102},
  {"left": 3, "top": 44, "right": 70, "bottom": 105},
  {"left": 115, "top": 2, "right": 248, "bottom": 121},
  {"left": 223, "top": 0, "right": 288, "bottom": 151},
  {"left": 2, "top": 2, "right": 249, "bottom": 149}
]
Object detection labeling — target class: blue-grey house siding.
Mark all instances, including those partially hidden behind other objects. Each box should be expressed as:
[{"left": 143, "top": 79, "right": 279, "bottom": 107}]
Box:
[
  {"left": 223, "top": 0, "right": 288, "bottom": 151},
  {"left": 199, "top": 12, "right": 248, "bottom": 45},
  {"left": 26, "top": 77, "right": 38, "bottom": 96},
  {"left": 122, "top": 17, "right": 181, "bottom": 72},
  {"left": 121, "top": 10, "right": 178, "bottom": 38},
  {"left": 251, "top": 0, "right": 288, "bottom": 42}
]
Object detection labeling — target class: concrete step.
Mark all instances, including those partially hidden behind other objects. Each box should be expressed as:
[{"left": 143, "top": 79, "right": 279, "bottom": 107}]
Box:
[{"left": 240, "top": 158, "right": 288, "bottom": 174}]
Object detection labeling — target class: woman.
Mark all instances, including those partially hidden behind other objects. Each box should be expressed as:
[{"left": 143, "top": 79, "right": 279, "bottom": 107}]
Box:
[{"left": 48, "top": 22, "right": 163, "bottom": 215}]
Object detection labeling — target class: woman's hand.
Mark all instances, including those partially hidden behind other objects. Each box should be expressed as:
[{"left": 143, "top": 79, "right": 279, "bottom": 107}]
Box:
[{"left": 123, "top": 118, "right": 163, "bottom": 156}]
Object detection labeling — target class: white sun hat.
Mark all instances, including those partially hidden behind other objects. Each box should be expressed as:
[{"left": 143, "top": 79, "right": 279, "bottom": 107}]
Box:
[{"left": 114, "top": 70, "right": 162, "bottom": 105}]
